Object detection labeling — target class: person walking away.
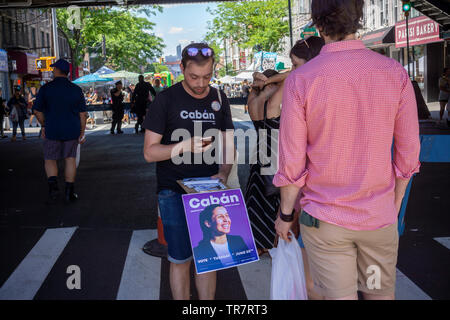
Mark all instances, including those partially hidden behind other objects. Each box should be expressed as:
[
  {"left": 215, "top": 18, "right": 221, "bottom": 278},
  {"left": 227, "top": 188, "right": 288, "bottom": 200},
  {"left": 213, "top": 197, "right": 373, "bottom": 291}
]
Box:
[
  {"left": 110, "top": 81, "right": 124, "bottom": 134},
  {"left": 0, "top": 88, "right": 8, "bottom": 138},
  {"left": 7, "top": 87, "right": 28, "bottom": 142},
  {"left": 28, "top": 87, "right": 39, "bottom": 127},
  {"left": 132, "top": 75, "right": 156, "bottom": 134},
  {"left": 143, "top": 43, "right": 235, "bottom": 300},
  {"left": 32, "top": 59, "right": 88, "bottom": 205},
  {"left": 274, "top": 0, "right": 420, "bottom": 300},
  {"left": 438, "top": 68, "right": 450, "bottom": 125}
]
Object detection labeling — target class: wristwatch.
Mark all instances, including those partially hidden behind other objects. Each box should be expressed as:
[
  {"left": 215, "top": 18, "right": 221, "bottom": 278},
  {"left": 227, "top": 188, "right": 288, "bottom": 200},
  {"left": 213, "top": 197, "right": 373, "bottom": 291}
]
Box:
[{"left": 279, "top": 209, "right": 295, "bottom": 222}]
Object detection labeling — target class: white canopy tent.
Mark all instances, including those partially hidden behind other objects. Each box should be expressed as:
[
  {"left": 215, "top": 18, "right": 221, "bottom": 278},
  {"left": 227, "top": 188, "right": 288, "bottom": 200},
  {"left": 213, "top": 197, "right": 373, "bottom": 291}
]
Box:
[
  {"left": 234, "top": 71, "right": 253, "bottom": 82},
  {"left": 218, "top": 75, "right": 235, "bottom": 84}
]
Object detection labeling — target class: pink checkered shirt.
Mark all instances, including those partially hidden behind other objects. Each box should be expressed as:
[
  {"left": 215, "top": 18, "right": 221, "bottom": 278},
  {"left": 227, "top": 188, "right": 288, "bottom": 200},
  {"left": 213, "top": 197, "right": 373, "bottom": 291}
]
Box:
[{"left": 273, "top": 40, "right": 421, "bottom": 230}]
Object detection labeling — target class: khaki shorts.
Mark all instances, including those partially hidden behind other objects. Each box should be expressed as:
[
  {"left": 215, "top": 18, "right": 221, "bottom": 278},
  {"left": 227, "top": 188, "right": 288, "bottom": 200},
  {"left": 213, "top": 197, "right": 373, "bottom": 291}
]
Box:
[{"left": 300, "top": 218, "right": 399, "bottom": 299}]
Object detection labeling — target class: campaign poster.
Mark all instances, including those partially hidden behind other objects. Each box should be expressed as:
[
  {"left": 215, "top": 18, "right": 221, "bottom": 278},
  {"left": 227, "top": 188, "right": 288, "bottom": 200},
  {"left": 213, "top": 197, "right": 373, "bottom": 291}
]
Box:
[{"left": 182, "top": 189, "right": 259, "bottom": 274}]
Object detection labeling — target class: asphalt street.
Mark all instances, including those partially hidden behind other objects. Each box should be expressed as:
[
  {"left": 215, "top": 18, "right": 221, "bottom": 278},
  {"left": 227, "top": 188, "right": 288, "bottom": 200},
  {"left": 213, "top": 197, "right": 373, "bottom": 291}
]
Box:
[{"left": 0, "top": 105, "right": 448, "bottom": 300}]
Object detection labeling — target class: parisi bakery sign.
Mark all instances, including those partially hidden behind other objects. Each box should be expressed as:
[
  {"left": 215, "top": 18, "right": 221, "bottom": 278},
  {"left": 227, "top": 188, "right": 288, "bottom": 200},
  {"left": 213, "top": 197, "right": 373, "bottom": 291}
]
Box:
[{"left": 395, "top": 16, "right": 442, "bottom": 48}]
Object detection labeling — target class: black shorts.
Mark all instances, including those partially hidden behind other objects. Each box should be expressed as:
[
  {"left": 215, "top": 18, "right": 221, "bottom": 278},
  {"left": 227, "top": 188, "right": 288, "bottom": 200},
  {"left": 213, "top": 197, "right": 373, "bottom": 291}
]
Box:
[{"left": 44, "top": 139, "right": 78, "bottom": 160}]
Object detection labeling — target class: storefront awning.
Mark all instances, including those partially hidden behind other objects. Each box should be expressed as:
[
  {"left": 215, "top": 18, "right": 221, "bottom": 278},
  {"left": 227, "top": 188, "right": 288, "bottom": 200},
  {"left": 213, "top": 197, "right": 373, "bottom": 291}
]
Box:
[
  {"left": 7, "top": 51, "right": 39, "bottom": 75},
  {"left": 361, "top": 26, "right": 395, "bottom": 48}
]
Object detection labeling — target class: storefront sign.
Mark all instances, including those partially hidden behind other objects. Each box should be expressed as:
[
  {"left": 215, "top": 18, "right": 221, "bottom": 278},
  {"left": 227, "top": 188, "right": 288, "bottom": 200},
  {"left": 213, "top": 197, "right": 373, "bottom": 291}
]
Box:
[
  {"left": 27, "top": 54, "right": 39, "bottom": 75},
  {"left": 301, "top": 26, "right": 318, "bottom": 39},
  {"left": 395, "top": 16, "right": 442, "bottom": 48},
  {"left": 0, "top": 49, "right": 8, "bottom": 72}
]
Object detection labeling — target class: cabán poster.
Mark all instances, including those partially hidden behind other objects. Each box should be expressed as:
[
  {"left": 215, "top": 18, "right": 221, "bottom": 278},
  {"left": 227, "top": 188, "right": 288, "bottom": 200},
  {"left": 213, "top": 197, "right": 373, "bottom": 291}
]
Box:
[{"left": 182, "top": 189, "right": 259, "bottom": 274}]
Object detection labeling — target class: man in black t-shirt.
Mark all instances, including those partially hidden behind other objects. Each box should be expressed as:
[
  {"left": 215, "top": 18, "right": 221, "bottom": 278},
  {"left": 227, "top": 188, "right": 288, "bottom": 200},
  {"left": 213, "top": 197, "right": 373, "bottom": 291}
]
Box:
[
  {"left": 110, "top": 81, "right": 124, "bottom": 134},
  {"left": 143, "top": 43, "right": 235, "bottom": 300},
  {"left": 132, "top": 75, "right": 156, "bottom": 134}
]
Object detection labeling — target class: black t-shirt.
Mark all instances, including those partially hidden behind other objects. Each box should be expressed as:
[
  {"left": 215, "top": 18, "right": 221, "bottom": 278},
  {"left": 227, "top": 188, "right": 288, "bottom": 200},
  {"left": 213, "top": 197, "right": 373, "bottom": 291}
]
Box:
[
  {"left": 143, "top": 82, "right": 234, "bottom": 194},
  {"left": 110, "top": 88, "right": 124, "bottom": 110}
]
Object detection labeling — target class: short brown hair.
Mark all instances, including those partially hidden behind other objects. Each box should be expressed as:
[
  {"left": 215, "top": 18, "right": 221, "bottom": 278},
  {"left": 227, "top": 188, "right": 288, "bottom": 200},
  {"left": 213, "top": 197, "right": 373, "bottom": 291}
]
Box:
[
  {"left": 181, "top": 43, "right": 215, "bottom": 68},
  {"left": 311, "top": 0, "right": 364, "bottom": 41},
  {"left": 290, "top": 36, "right": 325, "bottom": 61}
]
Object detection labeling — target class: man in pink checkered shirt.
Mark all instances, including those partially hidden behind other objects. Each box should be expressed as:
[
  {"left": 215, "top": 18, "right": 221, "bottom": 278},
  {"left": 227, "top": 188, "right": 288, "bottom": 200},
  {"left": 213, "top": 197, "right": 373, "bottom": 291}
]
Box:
[{"left": 274, "top": 0, "right": 421, "bottom": 300}]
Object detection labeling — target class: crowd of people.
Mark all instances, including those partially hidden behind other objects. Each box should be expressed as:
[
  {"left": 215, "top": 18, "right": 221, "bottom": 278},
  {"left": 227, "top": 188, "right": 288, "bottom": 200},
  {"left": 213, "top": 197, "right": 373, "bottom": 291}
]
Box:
[{"left": 212, "top": 80, "right": 251, "bottom": 100}]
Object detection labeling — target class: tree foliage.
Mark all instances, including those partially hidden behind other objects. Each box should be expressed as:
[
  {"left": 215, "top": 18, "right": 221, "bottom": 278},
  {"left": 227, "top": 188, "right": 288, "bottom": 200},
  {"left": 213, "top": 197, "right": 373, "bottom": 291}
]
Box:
[
  {"left": 205, "top": 1, "right": 289, "bottom": 53},
  {"left": 147, "top": 63, "right": 169, "bottom": 73},
  {"left": 56, "top": 6, "right": 165, "bottom": 77}
]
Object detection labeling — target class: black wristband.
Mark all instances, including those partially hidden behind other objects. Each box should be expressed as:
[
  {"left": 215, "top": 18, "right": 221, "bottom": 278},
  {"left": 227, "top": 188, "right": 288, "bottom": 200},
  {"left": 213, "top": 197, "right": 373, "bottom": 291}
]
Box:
[{"left": 279, "top": 209, "right": 295, "bottom": 222}]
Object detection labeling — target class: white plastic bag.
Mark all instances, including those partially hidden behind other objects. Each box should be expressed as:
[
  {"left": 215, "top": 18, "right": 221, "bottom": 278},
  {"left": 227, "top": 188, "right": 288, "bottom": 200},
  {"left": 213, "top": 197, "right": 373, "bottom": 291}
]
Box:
[
  {"left": 76, "top": 144, "right": 81, "bottom": 168},
  {"left": 10, "top": 107, "right": 18, "bottom": 122},
  {"left": 269, "top": 231, "right": 308, "bottom": 300}
]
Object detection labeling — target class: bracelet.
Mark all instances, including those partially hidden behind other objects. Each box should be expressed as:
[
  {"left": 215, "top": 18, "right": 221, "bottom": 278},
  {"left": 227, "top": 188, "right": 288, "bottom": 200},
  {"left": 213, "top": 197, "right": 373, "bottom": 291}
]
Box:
[{"left": 279, "top": 209, "right": 295, "bottom": 222}]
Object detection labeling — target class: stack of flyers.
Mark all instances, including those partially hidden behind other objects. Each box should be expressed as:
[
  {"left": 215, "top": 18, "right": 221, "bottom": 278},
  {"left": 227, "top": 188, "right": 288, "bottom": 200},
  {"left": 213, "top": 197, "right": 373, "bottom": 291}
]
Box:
[{"left": 182, "top": 177, "right": 227, "bottom": 193}]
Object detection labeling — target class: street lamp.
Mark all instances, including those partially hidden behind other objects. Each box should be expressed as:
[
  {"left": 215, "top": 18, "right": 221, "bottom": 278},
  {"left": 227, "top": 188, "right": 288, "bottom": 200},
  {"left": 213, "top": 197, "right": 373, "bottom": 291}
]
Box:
[{"left": 402, "top": 1, "right": 412, "bottom": 79}]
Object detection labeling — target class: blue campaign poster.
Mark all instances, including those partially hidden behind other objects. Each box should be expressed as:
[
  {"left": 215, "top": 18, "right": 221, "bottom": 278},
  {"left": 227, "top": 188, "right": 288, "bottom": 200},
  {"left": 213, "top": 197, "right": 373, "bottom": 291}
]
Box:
[{"left": 182, "top": 189, "right": 259, "bottom": 274}]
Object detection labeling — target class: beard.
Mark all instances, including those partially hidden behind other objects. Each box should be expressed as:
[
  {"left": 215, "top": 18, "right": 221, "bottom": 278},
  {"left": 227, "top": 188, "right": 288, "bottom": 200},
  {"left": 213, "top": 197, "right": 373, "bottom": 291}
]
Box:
[{"left": 184, "top": 80, "right": 208, "bottom": 96}]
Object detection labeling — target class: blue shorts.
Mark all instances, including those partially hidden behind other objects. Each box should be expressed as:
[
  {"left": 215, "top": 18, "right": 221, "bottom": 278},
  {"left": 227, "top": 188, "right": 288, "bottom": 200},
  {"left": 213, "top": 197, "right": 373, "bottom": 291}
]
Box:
[{"left": 157, "top": 189, "right": 193, "bottom": 264}]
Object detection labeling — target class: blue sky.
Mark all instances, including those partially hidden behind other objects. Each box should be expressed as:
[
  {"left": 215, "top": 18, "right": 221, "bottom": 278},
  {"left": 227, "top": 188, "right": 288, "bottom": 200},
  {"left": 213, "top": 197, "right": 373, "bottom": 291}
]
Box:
[{"left": 144, "top": 3, "right": 218, "bottom": 57}]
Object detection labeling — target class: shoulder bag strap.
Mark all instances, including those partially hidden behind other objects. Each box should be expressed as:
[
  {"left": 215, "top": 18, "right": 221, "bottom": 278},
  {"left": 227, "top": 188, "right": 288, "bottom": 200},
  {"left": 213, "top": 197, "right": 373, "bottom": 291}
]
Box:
[{"left": 216, "top": 87, "right": 222, "bottom": 106}]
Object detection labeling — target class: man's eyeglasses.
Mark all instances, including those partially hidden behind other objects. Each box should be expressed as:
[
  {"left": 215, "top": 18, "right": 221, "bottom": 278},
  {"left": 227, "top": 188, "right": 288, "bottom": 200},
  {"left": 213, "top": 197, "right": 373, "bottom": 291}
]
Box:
[{"left": 186, "top": 47, "right": 213, "bottom": 57}]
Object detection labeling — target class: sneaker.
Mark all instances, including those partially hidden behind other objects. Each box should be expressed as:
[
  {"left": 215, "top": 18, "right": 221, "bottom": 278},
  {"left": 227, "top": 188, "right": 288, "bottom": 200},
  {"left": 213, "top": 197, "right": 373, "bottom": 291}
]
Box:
[
  {"left": 117, "top": 130, "right": 124, "bottom": 134},
  {"left": 1, "top": 135, "right": 7, "bottom": 139},
  {"left": 11, "top": 136, "right": 16, "bottom": 142},
  {"left": 110, "top": 130, "right": 115, "bottom": 135}
]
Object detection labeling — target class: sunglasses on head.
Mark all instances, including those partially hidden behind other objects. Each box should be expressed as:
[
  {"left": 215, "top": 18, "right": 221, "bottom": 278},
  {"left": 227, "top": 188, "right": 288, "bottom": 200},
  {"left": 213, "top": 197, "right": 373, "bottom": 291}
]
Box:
[
  {"left": 299, "top": 38, "right": 310, "bottom": 48},
  {"left": 186, "top": 47, "right": 213, "bottom": 57}
]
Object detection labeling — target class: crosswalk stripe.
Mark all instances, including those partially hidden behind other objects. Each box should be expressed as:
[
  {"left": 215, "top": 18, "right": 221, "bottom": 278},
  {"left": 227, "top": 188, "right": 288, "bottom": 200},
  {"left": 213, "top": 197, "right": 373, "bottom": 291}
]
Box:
[
  {"left": 116, "top": 230, "right": 161, "bottom": 300},
  {"left": 0, "top": 227, "right": 77, "bottom": 300},
  {"left": 395, "top": 268, "right": 432, "bottom": 300},
  {"left": 433, "top": 237, "right": 450, "bottom": 250},
  {"left": 0, "top": 226, "right": 435, "bottom": 300}
]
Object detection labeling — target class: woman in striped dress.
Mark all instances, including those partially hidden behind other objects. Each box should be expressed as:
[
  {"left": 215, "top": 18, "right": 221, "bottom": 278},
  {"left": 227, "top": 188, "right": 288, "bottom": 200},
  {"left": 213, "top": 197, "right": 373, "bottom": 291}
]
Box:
[{"left": 244, "top": 69, "right": 282, "bottom": 254}]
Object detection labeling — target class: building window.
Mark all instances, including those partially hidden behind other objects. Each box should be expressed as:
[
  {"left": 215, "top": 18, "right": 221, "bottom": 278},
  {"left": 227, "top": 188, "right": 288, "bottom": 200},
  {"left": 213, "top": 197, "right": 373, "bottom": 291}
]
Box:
[
  {"left": 41, "top": 31, "right": 45, "bottom": 54},
  {"left": 46, "top": 33, "right": 50, "bottom": 50},
  {"left": 385, "top": 0, "right": 389, "bottom": 25},
  {"left": 32, "top": 28, "right": 36, "bottom": 48},
  {"left": 394, "top": 0, "right": 398, "bottom": 23},
  {"left": 379, "top": 0, "right": 384, "bottom": 26}
]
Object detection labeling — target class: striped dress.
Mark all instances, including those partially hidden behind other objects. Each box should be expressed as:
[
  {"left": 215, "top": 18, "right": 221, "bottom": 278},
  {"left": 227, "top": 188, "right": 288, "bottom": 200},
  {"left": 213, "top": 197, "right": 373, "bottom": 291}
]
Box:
[{"left": 244, "top": 116, "right": 280, "bottom": 250}]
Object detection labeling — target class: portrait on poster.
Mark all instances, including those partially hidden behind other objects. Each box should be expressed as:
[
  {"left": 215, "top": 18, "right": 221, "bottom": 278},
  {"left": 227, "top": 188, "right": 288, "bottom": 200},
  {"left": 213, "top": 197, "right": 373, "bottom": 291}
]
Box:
[{"left": 182, "top": 189, "right": 259, "bottom": 274}]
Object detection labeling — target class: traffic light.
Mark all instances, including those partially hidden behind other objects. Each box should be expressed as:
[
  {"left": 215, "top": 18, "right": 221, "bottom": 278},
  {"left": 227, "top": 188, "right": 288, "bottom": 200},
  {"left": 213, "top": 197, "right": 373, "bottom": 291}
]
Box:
[
  {"left": 35, "top": 57, "right": 56, "bottom": 72},
  {"left": 36, "top": 58, "right": 48, "bottom": 70},
  {"left": 402, "top": 1, "right": 411, "bottom": 17}
]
